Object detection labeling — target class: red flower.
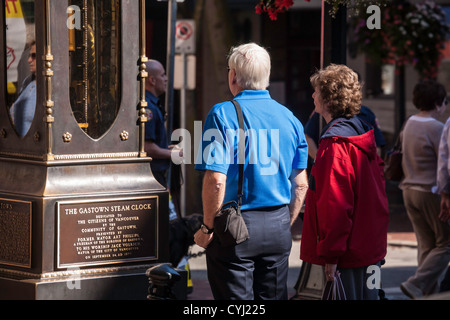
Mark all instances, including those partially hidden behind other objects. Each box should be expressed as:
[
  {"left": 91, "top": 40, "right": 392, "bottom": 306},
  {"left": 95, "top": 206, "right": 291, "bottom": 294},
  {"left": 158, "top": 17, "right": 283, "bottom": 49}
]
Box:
[
  {"left": 255, "top": 0, "right": 295, "bottom": 20},
  {"left": 275, "top": 0, "right": 294, "bottom": 11},
  {"left": 255, "top": 3, "right": 265, "bottom": 15},
  {"left": 268, "top": 8, "right": 278, "bottom": 20}
]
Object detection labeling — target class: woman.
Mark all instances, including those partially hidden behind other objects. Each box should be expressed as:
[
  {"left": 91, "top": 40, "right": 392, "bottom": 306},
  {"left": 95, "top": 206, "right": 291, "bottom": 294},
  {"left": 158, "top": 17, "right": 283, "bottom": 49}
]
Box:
[
  {"left": 300, "top": 64, "right": 389, "bottom": 300},
  {"left": 399, "top": 80, "right": 450, "bottom": 299},
  {"left": 194, "top": 43, "right": 309, "bottom": 299},
  {"left": 10, "top": 42, "right": 36, "bottom": 137}
]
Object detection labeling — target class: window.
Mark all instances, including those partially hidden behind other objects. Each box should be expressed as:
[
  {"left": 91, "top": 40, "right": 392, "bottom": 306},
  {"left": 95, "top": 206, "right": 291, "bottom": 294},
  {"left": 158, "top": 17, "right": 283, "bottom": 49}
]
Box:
[
  {"left": 68, "top": 0, "right": 121, "bottom": 139},
  {"left": 5, "top": 0, "right": 36, "bottom": 137}
]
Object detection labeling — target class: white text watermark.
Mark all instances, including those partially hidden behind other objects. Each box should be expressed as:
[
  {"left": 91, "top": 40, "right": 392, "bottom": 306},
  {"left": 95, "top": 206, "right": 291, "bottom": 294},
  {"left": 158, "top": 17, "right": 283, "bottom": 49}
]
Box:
[{"left": 170, "top": 121, "right": 280, "bottom": 176}]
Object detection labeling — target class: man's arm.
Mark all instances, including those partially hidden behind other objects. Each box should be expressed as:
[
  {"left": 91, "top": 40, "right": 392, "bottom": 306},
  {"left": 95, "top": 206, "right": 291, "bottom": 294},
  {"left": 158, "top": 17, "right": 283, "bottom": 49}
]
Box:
[
  {"left": 289, "top": 168, "right": 309, "bottom": 226},
  {"left": 194, "top": 170, "right": 227, "bottom": 248},
  {"left": 145, "top": 141, "right": 182, "bottom": 160},
  {"left": 145, "top": 141, "right": 172, "bottom": 159},
  {"left": 305, "top": 134, "right": 318, "bottom": 160}
]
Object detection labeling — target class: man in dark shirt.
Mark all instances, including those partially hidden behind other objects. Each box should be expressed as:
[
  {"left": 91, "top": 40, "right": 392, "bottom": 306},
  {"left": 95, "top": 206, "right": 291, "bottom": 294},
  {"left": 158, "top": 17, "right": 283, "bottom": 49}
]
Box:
[{"left": 144, "top": 59, "right": 181, "bottom": 188}]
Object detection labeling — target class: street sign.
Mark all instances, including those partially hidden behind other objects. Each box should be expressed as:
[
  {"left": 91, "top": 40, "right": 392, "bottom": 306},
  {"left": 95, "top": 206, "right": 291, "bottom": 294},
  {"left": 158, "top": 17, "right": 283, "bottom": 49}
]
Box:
[
  {"left": 174, "top": 54, "right": 196, "bottom": 90},
  {"left": 175, "top": 20, "right": 195, "bottom": 54}
]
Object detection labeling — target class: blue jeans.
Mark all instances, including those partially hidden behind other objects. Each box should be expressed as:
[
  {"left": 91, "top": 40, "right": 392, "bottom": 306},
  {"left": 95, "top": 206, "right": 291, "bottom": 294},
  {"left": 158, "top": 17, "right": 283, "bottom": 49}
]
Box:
[{"left": 206, "top": 205, "right": 292, "bottom": 300}]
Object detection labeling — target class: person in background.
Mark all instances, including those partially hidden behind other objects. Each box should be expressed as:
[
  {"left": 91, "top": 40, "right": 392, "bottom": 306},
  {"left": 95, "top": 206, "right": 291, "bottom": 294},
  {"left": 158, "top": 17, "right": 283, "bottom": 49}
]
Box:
[
  {"left": 300, "top": 64, "right": 389, "bottom": 300},
  {"left": 399, "top": 80, "right": 450, "bottom": 299},
  {"left": 145, "top": 59, "right": 191, "bottom": 291},
  {"left": 194, "top": 43, "right": 309, "bottom": 300},
  {"left": 436, "top": 115, "right": 450, "bottom": 223},
  {"left": 436, "top": 116, "right": 450, "bottom": 293},
  {"left": 10, "top": 42, "right": 36, "bottom": 137},
  {"left": 144, "top": 59, "right": 181, "bottom": 188}
]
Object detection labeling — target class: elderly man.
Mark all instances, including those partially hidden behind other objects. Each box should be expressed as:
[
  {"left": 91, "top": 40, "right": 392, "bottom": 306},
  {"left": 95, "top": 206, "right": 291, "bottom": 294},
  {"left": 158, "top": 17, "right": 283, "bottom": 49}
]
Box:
[{"left": 194, "top": 43, "right": 309, "bottom": 300}]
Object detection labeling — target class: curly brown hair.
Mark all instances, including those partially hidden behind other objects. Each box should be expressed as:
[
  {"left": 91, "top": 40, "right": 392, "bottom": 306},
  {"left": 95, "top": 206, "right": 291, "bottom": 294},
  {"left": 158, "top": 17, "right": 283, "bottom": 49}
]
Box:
[{"left": 310, "top": 64, "right": 362, "bottom": 118}]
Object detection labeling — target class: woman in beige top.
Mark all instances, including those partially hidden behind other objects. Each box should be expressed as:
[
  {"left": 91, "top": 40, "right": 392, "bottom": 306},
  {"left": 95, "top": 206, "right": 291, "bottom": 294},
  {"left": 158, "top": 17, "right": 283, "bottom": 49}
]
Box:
[{"left": 400, "top": 80, "right": 450, "bottom": 299}]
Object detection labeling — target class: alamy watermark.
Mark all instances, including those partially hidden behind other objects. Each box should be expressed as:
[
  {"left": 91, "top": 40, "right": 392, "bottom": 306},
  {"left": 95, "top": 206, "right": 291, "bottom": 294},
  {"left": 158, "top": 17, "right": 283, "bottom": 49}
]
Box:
[
  {"left": 66, "top": 4, "right": 382, "bottom": 30},
  {"left": 171, "top": 121, "right": 280, "bottom": 176},
  {"left": 66, "top": 266, "right": 81, "bottom": 290},
  {"left": 65, "top": 3, "right": 381, "bottom": 175},
  {"left": 67, "top": 5, "right": 81, "bottom": 30},
  {"left": 366, "top": 5, "right": 381, "bottom": 30},
  {"left": 366, "top": 264, "right": 381, "bottom": 290}
]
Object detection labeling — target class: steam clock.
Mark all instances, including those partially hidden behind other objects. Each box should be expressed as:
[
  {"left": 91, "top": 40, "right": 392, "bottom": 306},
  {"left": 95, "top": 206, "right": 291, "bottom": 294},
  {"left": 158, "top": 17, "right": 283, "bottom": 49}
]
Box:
[{"left": 0, "top": 0, "right": 169, "bottom": 299}]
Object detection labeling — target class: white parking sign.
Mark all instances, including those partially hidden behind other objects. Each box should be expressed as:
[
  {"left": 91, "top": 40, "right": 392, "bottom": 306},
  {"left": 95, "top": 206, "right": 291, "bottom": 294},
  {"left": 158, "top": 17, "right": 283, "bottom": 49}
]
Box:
[{"left": 175, "top": 20, "right": 195, "bottom": 54}]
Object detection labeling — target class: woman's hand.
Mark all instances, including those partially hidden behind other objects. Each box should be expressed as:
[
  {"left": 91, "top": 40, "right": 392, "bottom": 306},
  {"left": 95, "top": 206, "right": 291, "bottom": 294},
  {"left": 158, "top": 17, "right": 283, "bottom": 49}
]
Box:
[{"left": 325, "top": 263, "right": 337, "bottom": 282}]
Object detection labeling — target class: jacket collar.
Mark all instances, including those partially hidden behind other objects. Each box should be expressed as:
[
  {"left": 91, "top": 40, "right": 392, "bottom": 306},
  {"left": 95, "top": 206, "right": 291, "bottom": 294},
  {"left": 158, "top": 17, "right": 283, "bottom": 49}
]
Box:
[{"left": 321, "top": 116, "right": 378, "bottom": 160}]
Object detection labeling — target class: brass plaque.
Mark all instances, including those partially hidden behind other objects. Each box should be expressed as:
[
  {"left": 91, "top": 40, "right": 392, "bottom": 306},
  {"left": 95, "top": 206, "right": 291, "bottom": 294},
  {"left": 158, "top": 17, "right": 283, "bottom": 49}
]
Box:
[
  {"left": 0, "top": 198, "right": 32, "bottom": 268},
  {"left": 57, "top": 197, "right": 158, "bottom": 268}
]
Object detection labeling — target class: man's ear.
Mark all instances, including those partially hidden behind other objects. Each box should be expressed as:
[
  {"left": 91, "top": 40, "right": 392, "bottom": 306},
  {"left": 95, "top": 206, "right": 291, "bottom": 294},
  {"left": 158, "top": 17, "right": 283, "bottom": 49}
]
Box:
[
  {"left": 147, "top": 75, "right": 156, "bottom": 86},
  {"left": 231, "top": 69, "right": 237, "bottom": 85}
]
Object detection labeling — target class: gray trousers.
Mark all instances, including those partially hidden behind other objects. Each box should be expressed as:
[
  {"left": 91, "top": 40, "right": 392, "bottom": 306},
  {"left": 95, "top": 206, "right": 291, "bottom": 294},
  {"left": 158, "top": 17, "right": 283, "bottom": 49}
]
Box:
[
  {"left": 206, "top": 205, "right": 292, "bottom": 300},
  {"left": 403, "top": 188, "right": 450, "bottom": 295}
]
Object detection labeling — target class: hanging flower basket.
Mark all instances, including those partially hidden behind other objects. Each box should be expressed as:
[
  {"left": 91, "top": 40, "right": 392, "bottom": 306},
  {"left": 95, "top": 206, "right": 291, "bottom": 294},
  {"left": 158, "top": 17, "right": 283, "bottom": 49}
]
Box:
[
  {"left": 351, "top": 0, "right": 450, "bottom": 79},
  {"left": 255, "top": 0, "right": 449, "bottom": 79},
  {"left": 255, "top": 0, "right": 294, "bottom": 20},
  {"left": 255, "top": 0, "right": 388, "bottom": 20}
]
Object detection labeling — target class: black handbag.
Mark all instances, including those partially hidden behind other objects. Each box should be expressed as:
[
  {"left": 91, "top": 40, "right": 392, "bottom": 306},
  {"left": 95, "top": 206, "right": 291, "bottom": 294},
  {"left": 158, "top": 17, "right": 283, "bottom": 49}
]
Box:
[{"left": 213, "top": 100, "right": 249, "bottom": 247}]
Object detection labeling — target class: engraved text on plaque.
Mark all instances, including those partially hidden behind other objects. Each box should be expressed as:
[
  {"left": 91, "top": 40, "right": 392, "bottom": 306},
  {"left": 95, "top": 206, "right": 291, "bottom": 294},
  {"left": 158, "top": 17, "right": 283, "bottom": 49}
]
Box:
[
  {"left": 0, "top": 198, "right": 32, "bottom": 268},
  {"left": 58, "top": 197, "right": 158, "bottom": 268}
]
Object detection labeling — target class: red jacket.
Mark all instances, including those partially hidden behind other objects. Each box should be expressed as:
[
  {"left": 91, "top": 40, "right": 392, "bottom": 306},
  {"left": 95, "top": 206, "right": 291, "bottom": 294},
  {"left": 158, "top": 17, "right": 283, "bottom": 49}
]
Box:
[{"left": 300, "top": 117, "right": 389, "bottom": 268}]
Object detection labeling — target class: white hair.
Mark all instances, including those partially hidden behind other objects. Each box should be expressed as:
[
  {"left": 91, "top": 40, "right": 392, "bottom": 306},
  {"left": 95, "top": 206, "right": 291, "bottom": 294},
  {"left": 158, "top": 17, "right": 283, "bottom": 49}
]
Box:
[{"left": 228, "top": 43, "right": 271, "bottom": 90}]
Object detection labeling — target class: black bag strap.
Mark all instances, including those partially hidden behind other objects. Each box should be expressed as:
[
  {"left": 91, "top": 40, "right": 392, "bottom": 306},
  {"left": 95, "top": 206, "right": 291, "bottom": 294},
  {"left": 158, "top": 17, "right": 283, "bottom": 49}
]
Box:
[{"left": 230, "top": 100, "right": 244, "bottom": 206}]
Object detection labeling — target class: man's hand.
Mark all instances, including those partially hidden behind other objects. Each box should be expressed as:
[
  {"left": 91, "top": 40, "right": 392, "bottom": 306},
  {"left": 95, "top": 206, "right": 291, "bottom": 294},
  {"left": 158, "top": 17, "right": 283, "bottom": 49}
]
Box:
[
  {"left": 169, "top": 144, "right": 184, "bottom": 164},
  {"left": 194, "top": 230, "right": 213, "bottom": 249}
]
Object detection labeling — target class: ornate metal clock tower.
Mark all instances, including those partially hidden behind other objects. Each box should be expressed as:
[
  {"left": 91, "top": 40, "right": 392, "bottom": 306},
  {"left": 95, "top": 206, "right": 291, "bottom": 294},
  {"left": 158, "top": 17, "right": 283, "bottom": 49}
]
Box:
[{"left": 0, "top": 0, "right": 169, "bottom": 299}]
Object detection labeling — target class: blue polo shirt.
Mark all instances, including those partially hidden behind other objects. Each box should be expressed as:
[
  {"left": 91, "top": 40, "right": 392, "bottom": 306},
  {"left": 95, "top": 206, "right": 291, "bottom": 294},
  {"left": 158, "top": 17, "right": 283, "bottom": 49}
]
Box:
[
  {"left": 195, "top": 90, "right": 308, "bottom": 210},
  {"left": 145, "top": 91, "right": 170, "bottom": 172}
]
